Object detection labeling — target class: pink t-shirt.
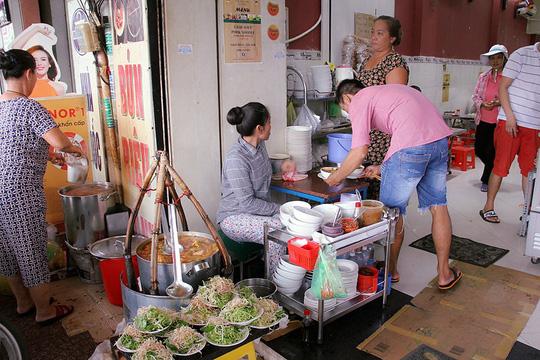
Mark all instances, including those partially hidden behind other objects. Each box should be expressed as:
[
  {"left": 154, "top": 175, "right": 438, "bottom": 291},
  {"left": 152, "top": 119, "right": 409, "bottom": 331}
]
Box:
[
  {"left": 349, "top": 84, "right": 452, "bottom": 162},
  {"left": 479, "top": 72, "right": 501, "bottom": 124}
]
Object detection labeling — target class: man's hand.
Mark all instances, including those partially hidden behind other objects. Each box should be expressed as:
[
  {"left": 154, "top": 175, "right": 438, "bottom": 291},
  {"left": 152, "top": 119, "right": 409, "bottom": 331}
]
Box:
[
  {"left": 505, "top": 115, "right": 518, "bottom": 138},
  {"left": 361, "top": 165, "right": 381, "bottom": 179}
]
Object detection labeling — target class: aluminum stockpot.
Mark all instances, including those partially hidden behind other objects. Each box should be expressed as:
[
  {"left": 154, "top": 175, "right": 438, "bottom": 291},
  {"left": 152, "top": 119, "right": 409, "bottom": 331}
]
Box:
[
  {"left": 136, "top": 231, "right": 221, "bottom": 296},
  {"left": 59, "top": 182, "right": 117, "bottom": 249}
]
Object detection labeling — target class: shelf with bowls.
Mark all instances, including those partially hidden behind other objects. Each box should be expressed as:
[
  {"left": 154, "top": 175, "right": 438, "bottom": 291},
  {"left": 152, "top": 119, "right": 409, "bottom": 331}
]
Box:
[{"left": 263, "top": 207, "right": 400, "bottom": 344}]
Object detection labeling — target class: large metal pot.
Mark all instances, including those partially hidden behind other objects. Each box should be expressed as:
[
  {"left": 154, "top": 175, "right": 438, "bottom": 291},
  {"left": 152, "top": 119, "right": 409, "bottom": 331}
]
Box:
[
  {"left": 59, "top": 182, "right": 117, "bottom": 249},
  {"left": 136, "top": 231, "right": 221, "bottom": 295}
]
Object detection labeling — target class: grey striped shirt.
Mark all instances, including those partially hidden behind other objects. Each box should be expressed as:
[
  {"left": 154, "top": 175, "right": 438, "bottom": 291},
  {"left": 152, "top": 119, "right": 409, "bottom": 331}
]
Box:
[
  {"left": 498, "top": 43, "right": 540, "bottom": 130},
  {"left": 216, "top": 137, "right": 279, "bottom": 224}
]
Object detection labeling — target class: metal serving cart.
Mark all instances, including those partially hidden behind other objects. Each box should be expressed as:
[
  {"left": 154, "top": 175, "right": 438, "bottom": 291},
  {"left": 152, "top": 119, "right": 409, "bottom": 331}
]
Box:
[
  {"left": 520, "top": 149, "right": 540, "bottom": 264},
  {"left": 263, "top": 208, "right": 399, "bottom": 343}
]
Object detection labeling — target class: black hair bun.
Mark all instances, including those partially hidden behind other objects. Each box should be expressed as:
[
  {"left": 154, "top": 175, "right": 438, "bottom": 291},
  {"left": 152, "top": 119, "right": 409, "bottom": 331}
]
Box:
[
  {"left": 0, "top": 49, "right": 16, "bottom": 71},
  {"left": 226, "top": 106, "right": 244, "bottom": 125}
]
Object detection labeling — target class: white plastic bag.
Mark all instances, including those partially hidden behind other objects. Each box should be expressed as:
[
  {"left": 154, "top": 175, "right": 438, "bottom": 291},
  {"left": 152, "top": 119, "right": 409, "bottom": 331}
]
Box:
[{"left": 294, "top": 104, "right": 320, "bottom": 135}]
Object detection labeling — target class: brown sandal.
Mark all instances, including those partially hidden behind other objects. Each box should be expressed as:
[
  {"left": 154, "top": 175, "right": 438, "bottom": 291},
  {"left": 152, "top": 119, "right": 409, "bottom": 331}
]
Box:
[{"left": 37, "top": 304, "right": 74, "bottom": 326}]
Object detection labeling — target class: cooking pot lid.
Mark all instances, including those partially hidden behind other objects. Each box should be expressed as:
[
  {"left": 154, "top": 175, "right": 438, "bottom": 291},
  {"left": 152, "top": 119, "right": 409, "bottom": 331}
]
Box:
[
  {"left": 59, "top": 182, "right": 115, "bottom": 197},
  {"left": 88, "top": 235, "right": 146, "bottom": 259}
]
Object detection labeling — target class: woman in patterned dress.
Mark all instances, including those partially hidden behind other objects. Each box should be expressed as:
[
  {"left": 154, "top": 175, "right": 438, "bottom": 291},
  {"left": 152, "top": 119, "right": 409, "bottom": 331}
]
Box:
[
  {"left": 0, "top": 49, "right": 82, "bottom": 324},
  {"left": 356, "top": 16, "right": 408, "bottom": 283}
]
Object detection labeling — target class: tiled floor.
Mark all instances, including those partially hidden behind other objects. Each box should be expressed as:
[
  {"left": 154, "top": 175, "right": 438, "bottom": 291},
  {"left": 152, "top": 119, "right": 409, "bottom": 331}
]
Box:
[{"left": 392, "top": 159, "right": 540, "bottom": 350}]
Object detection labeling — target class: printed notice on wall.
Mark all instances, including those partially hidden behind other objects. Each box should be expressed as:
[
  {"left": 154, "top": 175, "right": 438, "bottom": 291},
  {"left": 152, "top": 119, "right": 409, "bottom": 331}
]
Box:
[
  {"left": 442, "top": 73, "right": 450, "bottom": 103},
  {"left": 223, "top": 0, "right": 262, "bottom": 63},
  {"left": 354, "top": 13, "right": 375, "bottom": 40}
]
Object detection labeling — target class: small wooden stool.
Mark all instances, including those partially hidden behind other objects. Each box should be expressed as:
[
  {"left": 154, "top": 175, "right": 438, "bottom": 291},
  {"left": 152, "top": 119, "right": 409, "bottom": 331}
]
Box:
[{"left": 451, "top": 146, "right": 475, "bottom": 171}]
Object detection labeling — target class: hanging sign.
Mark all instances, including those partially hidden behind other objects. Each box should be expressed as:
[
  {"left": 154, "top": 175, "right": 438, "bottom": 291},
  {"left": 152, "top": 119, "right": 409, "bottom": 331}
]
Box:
[{"left": 223, "top": 0, "right": 262, "bottom": 63}]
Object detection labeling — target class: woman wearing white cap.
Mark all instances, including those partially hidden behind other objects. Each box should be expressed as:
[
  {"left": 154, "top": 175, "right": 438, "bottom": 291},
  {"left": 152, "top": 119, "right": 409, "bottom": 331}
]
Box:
[{"left": 472, "top": 44, "right": 508, "bottom": 192}]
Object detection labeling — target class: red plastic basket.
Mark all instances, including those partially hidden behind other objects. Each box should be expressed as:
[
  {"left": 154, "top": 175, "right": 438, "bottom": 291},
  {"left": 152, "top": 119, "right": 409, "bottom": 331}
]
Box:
[
  {"left": 357, "top": 266, "right": 379, "bottom": 294},
  {"left": 287, "top": 239, "right": 320, "bottom": 271}
]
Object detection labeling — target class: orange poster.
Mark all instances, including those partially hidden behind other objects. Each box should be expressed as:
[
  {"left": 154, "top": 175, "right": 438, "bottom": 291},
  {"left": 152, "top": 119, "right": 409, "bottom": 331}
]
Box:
[{"left": 37, "top": 95, "right": 92, "bottom": 224}]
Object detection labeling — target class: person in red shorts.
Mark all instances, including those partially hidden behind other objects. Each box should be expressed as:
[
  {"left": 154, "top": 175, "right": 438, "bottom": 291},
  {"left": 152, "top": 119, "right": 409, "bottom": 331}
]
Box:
[{"left": 480, "top": 42, "right": 540, "bottom": 223}]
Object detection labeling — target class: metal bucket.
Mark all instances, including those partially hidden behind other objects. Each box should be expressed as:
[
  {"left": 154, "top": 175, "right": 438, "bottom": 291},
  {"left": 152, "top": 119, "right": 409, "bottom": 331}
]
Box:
[
  {"left": 59, "top": 182, "right": 117, "bottom": 249},
  {"left": 120, "top": 272, "right": 189, "bottom": 322},
  {"left": 65, "top": 242, "right": 102, "bottom": 283},
  {"left": 136, "top": 232, "right": 221, "bottom": 296}
]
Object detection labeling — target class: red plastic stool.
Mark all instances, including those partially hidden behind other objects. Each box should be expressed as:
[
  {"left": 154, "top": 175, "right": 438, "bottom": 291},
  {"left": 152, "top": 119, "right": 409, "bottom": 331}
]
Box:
[{"left": 451, "top": 146, "right": 475, "bottom": 171}]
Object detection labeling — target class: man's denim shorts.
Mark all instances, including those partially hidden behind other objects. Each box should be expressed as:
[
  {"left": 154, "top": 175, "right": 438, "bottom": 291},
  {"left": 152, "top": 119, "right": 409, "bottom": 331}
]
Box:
[{"left": 380, "top": 138, "right": 448, "bottom": 215}]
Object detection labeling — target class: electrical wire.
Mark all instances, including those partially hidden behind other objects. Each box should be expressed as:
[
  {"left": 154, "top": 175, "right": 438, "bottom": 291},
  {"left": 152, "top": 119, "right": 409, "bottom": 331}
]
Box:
[{"left": 285, "top": 14, "right": 322, "bottom": 45}]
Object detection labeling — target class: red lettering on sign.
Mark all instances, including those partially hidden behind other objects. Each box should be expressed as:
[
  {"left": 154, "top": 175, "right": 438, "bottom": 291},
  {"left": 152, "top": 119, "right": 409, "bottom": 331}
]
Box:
[
  {"left": 118, "top": 63, "right": 144, "bottom": 120},
  {"left": 121, "top": 136, "right": 150, "bottom": 189}
]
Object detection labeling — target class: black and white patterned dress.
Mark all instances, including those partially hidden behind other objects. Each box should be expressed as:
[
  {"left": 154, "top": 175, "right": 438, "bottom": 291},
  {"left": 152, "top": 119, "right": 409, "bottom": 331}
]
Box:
[{"left": 0, "top": 97, "right": 57, "bottom": 287}]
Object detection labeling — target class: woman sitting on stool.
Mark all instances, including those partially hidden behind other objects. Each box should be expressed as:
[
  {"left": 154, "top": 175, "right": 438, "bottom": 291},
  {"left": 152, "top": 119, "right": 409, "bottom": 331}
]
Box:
[{"left": 217, "top": 102, "right": 284, "bottom": 274}]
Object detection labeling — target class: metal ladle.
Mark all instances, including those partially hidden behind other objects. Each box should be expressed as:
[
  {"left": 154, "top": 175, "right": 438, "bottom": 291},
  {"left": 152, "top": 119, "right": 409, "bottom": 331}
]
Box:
[{"left": 166, "top": 203, "right": 193, "bottom": 299}]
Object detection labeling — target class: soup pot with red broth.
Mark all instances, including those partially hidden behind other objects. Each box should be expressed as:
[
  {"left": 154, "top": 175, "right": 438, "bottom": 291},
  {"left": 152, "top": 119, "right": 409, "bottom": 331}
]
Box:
[{"left": 136, "top": 232, "right": 221, "bottom": 295}]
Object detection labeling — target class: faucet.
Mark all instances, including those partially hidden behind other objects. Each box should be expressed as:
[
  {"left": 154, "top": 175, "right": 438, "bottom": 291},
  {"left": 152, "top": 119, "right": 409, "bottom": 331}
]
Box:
[{"left": 287, "top": 66, "right": 307, "bottom": 106}]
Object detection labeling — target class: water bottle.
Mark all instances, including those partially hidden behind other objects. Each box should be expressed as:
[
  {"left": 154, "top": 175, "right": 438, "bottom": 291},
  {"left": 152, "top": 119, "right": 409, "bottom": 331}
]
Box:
[
  {"left": 366, "top": 244, "right": 375, "bottom": 265},
  {"left": 355, "top": 247, "right": 367, "bottom": 267}
]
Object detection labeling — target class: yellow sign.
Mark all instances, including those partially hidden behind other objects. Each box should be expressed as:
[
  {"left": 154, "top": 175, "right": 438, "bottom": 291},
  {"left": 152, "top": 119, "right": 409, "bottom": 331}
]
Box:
[
  {"left": 442, "top": 73, "right": 450, "bottom": 103},
  {"left": 223, "top": 0, "right": 262, "bottom": 63},
  {"left": 37, "top": 95, "right": 92, "bottom": 224},
  {"left": 111, "top": 0, "right": 157, "bottom": 236}
]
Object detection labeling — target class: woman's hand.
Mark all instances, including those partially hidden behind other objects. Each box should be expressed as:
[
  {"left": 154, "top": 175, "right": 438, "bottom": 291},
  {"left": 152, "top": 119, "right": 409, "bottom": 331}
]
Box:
[{"left": 482, "top": 101, "right": 494, "bottom": 110}]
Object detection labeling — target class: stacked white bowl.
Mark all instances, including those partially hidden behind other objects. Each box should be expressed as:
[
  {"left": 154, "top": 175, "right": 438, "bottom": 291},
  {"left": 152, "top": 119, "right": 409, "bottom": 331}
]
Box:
[
  {"left": 337, "top": 259, "right": 359, "bottom": 296},
  {"left": 273, "top": 255, "right": 307, "bottom": 295},
  {"left": 312, "top": 204, "right": 341, "bottom": 224},
  {"left": 279, "top": 201, "right": 311, "bottom": 227},
  {"left": 311, "top": 65, "right": 332, "bottom": 96},
  {"left": 287, "top": 206, "right": 324, "bottom": 238},
  {"left": 286, "top": 126, "right": 312, "bottom": 173},
  {"left": 304, "top": 288, "right": 337, "bottom": 312}
]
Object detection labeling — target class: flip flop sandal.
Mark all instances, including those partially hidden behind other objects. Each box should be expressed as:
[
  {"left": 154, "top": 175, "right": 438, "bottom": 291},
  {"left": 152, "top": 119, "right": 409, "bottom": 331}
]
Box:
[
  {"left": 391, "top": 276, "right": 400, "bottom": 283},
  {"left": 37, "top": 304, "right": 74, "bottom": 326},
  {"left": 438, "top": 268, "right": 463, "bottom": 290},
  {"left": 16, "top": 297, "right": 55, "bottom": 317},
  {"left": 479, "top": 209, "right": 500, "bottom": 224}
]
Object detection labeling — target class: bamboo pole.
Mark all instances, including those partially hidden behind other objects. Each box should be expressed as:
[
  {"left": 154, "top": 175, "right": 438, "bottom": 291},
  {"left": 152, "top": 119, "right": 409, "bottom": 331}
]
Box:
[
  {"left": 165, "top": 164, "right": 233, "bottom": 276},
  {"left": 95, "top": 50, "right": 124, "bottom": 203},
  {"left": 149, "top": 152, "right": 168, "bottom": 294},
  {"left": 165, "top": 173, "right": 189, "bottom": 232},
  {"left": 123, "top": 155, "right": 159, "bottom": 289}
]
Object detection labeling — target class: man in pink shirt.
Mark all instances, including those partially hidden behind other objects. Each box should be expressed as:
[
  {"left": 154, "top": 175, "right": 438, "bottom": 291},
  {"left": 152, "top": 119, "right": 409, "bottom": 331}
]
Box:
[{"left": 326, "top": 80, "right": 461, "bottom": 290}]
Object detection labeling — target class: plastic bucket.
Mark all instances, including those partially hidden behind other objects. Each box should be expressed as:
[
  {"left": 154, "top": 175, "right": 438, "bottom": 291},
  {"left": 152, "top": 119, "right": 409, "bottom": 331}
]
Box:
[
  {"left": 327, "top": 133, "right": 352, "bottom": 163},
  {"left": 361, "top": 200, "right": 384, "bottom": 226},
  {"left": 99, "top": 256, "right": 139, "bottom": 306}
]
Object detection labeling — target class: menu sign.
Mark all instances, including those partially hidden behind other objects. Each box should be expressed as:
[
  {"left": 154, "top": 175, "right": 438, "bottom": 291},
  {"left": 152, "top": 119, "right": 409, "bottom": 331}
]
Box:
[
  {"left": 223, "top": 0, "right": 262, "bottom": 63},
  {"left": 111, "top": 0, "right": 156, "bottom": 236}
]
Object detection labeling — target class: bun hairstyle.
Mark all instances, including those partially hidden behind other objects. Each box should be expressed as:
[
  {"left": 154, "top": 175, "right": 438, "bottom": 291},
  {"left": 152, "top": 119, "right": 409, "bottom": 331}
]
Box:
[
  {"left": 0, "top": 49, "right": 36, "bottom": 80},
  {"left": 227, "top": 102, "right": 269, "bottom": 137},
  {"left": 375, "top": 15, "right": 402, "bottom": 46}
]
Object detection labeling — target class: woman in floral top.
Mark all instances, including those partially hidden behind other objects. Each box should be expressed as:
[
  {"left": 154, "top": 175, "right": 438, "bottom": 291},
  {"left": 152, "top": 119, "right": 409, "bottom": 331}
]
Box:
[
  {"left": 355, "top": 15, "right": 408, "bottom": 284},
  {"left": 356, "top": 15, "right": 409, "bottom": 199}
]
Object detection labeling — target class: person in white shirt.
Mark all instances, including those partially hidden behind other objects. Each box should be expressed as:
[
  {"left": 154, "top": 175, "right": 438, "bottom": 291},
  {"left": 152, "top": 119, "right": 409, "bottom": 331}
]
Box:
[{"left": 480, "top": 42, "right": 540, "bottom": 224}]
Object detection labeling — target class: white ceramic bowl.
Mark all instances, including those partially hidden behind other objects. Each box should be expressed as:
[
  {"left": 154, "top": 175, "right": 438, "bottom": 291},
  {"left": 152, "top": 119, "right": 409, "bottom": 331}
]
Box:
[
  {"left": 347, "top": 166, "right": 365, "bottom": 179},
  {"left": 287, "top": 221, "right": 319, "bottom": 235},
  {"left": 292, "top": 207, "right": 324, "bottom": 225},
  {"left": 336, "top": 259, "right": 359, "bottom": 274},
  {"left": 277, "top": 284, "right": 302, "bottom": 295},
  {"left": 280, "top": 201, "right": 311, "bottom": 217},
  {"left": 279, "top": 213, "right": 290, "bottom": 227},
  {"left": 334, "top": 202, "right": 356, "bottom": 218},
  {"left": 279, "top": 255, "right": 306, "bottom": 273},
  {"left": 273, "top": 273, "right": 302, "bottom": 288},
  {"left": 312, "top": 204, "right": 341, "bottom": 224},
  {"left": 275, "top": 266, "right": 306, "bottom": 281}
]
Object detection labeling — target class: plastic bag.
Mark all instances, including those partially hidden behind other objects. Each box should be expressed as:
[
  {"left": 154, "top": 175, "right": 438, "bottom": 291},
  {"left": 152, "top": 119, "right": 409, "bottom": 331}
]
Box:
[
  {"left": 294, "top": 104, "right": 320, "bottom": 135},
  {"left": 311, "top": 244, "right": 347, "bottom": 300}
]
